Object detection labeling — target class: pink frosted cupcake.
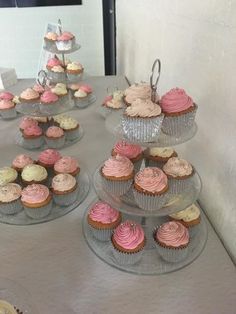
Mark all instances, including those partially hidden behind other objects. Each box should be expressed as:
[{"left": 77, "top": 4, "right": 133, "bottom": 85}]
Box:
[
  {"left": 111, "top": 220, "right": 145, "bottom": 265},
  {"left": 54, "top": 156, "right": 80, "bottom": 180},
  {"left": 74, "top": 84, "right": 93, "bottom": 108},
  {"left": 154, "top": 221, "right": 190, "bottom": 263},
  {"left": 45, "top": 126, "right": 65, "bottom": 149},
  {"left": 160, "top": 88, "right": 197, "bottom": 136},
  {"left": 37, "top": 149, "right": 61, "bottom": 175},
  {"left": 12, "top": 154, "right": 34, "bottom": 173},
  {"left": 56, "top": 31, "right": 75, "bottom": 51},
  {"left": 0, "top": 99, "right": 16, "bottom": 119},
  {"left": 0, "top": 91, "right": 14, "bottom": 101},
  {"left": 87, "top": 201, "right": 122, "bottom": 241},
  {"left": 44, "top": 31, "right": 58, "bottom": 50},
  {"left": 22, "top": 125, "right": 44, "bottom": 149},
  {"left": 101, "top": 155, "right": 134, "bottom": 196},
  {"left": 19, "top": 117, "right": 38, "bottom": 133},
  {"left": 33, "top": 84, "right": 45, "bottom": 95},
  {"left": 40, "top": 90, "right": 59, "bottom": 114},
  {"left": 51, "top": 173, "right": 78, "bottom": 206},
  {"left": 124, "top": 83, "right": 159, "bottom": 106},
  {"left": 0, "top": 183, "right": 23, "bottom": 215}
]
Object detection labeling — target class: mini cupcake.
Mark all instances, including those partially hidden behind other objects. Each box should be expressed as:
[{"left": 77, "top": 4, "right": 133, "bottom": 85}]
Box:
[
  {"left": 12, "top": 154, "right": 34, "bottom": 173},
  {"left": 144, "top": 147, "right": 177, "bottom": 168},
  {"left": 21, "top": 184, "right": 52, "bottom": 219},
  {"left": 60, "top": 117, "right": 80, "bottom": 140},
  {"left": 56, "top": 31, "right": 75, "bottom": 51},
  {"left": 19, "top": 88, "right": 40, "bottom": 109},
  {"left": 0, "top": 99, "right": 17, "bottom": 119},
  {"left": 66, "top": 61, "right": 84, "bottom": 82},
  {"left": 124, "top": 83, "right": 159, "bottom": 106},
  {"left": 21, "top": 164, "right": 48, "bottom": 186},
  {"left": 19, "top": 116, "right": 38, "bottom": 133},
  {"left": 133, "top": 167, "right": 169, "bottom": 211},
  {"left": 45, "top": 126, "right": 65, "bottom": 149},
  {"left": 160, "top": 88, "right": 197, "bottom": 136},
  {"left": 0, "top": 91, "right": 14, "bottom": 101},
  {"left": 154, "top": 221, "right": 190, "bottom": 263},
  {"left": 0, "top": 167, "right": 18, "bottom": 186},
  {"left": 51, "top": 173, "right": 78, "bottom": 206},
  {"left": 22, "top": 125, "right": 44, "bottom": 149},
  {"left": 37, "top": 149, "right": 61, "bottom": 175},
  {"left": 87, "top": 201, "right": 122, "bottom": 241},
  {"left": 44, "top": 31, "right": 58, "bottom": 50},
  {"left": 54, "top": 156, "right": 80, "bottom": 180},
  {"left": 111, "top": 140, "right": 143, "bottom": 171},
  {"left": 111, "top": 220, "right": 145, "bottom": 265},
  {"left": 51, "top": 83, "right": 68, "bottom": 104},
  {"left": 163, "top": 157, "right": 194, "bottom": 194},
  {"left": 121, "top": 98, "right": 164, "bottom": 142},
  {"left": 74, "top": 84, "right": 93, "bottom": 108},
  {"left": 101, "top": 155, "right": 134, "bottom": 196},
  {"left": 0, "top": 183, "right": 23, "bottom": 215},
  {"left": 40, "top": 90, "right": 59, "bottom": 114},
  {"left": 32, "top": 83, "right": 45, "bottom": 95}
]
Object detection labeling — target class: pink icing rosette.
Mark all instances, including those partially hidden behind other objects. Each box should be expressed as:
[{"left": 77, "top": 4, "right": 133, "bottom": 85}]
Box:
[
  {"left": 102, "top": 155, "right": 134, "bottom": 178},
  {"left": 0, "top": 100, "right": 15, "bottom": 109},
  {"left": 54, "top": 156, "right": 79, "bottom": 174},
  {"left": 12, "top": 154, "right": 34, "bottom": 169},
  {"left": 89, "top": 201, "right": 120, "bottom": 224},
  {"left": 135, "top": 167, "right": 168, "bottom": 193},
  {"left": 46, "top": 126, "right": 64, "bottom": 138},
  {"left": 19, "top": 117, "right": 38, "bottom": 130},
  {"left": 40, "top": 91, "right": 59, "bottom": 103},
  {"left": 23, "top": 125, "right": 42, "bottom": 137},
  {"left": 33, "top": 84, "right": 45, "bottom": 94},
  {"left": 80, "top": 84, "right": 92, "bottom": 94},
  {"left": 156, "top": 221, "right": 189, "bottom": 247},
  {"left": 57, "top": 31, "right": 74, "bottom": 41},
  {"left": 21, "top": 184, "right": 49, "bottom": 204},
  {"left": 0, "top": 91, "right": 14, "bottom": 101},
  {"left": 160, "top": 88, "right": 193, "bottom": 114},
  {"left": 47, "top": 57, "right": 62, "bottom": 68},
  {"left": 113, "top": 140, "right": 142, "bottom": 159},
  {"left": 38, "top": 149, "right": 61, "bottom": 166}
]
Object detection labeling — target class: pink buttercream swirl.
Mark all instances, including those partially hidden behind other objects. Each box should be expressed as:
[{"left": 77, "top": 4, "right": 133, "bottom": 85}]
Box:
[
  {"left": 156, "top": 221, "right": 189, "bottom": 247},
  {"left": 33, "top": 84, "right": 45, "bottom": 94},
  {"left": 80, "top": 84, "right": 92, "bottom": 93},
  {"left": 46, "top": 126, "right": 64, "bottom": 138},
  {"left": 0, "top": 91, "right": 14, "bottom": 101},
  {"left": 102, "top": 155, "right": 134, "bottom": 177},
  {"left": 20, "top": 88, "right": 39, "bottom": 100},
  {"left": 38, "top": 149, "right": 61, "bottom": 166},
  {"left": 12, "top": 154, "right": 34, "bottom": 169},
  {"left": 135, "top": 167, "right": 168, "bottom": 193},
  {"left": 89, "top": 201, "right": 120, "bottom": 224},
  {"left": 23, "top": 125, "right": 42, "bottom": 136},
  {"left": 113, "top": 141, "right": 142, "bottom": 159},
  {"left": 160, "top": 88, "right": 193, "bottom": 113},
  {"left": 54, "top": 156, "right": 79, "bottom": 173},
  {"left": 21, "top": 184, "right": 50, "bottom": 204},
  {"left": 19, "top": 117, "right": 38, "bottom": 130},
  {"left": 113, "top": 220, "right": 145, "bottom": 250},
  {"left": 57, "top": 31, "right": 74, "bottom": 41},
  {"left": 103, "top": 95, "right": 113, "bottom": 105},
  {"left": 40, "top": 91, "right": 59, "bottom": 103},
  {"left": 0, "top": 100, "right": 15, "bottom": 109},
  {"left": 47, "top": 57, "right": 62, "bottom": 68}
]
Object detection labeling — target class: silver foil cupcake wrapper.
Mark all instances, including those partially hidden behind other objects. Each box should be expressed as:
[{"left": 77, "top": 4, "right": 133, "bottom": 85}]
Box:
[
  {"left": 24, "top": 201, "right": 52, "bottom": 219},
  {"left": 133, "top": 188, "right": 170, "bottom": 211},
  {"left": 168, "top": 176, "right": 193, "bottom": 194},
  {"left": 0, "top": 108, "right": 17, "bottom": 120},
  {"left": 45, "top": 136, "right": 66, "bottom": 149},
  {"left": 53, "top": 187, "right": 79, "bottom": 206},
  {"left": 155, "top": 241, "right": 189, "bottom": 263},
  {"left": 112, "top": 246, "right": 144, "bottom": 265},
  {"left": 0, "top": 199, "right": 23, "bottom": 215},
  {"left": 22, "top": 136, "right": 44, "bottom": 149},
  {"left": 56, "top": 38, "right": 75, "bottom": 51},
  {"left": 89, "top": 225, "right": 114, "bottom": 242},
  {"left": 101, "top": 175, "right": 133, "bottom": 196},
  {"left": 121, "top": 114, "right": 164, "bottom": 142}
]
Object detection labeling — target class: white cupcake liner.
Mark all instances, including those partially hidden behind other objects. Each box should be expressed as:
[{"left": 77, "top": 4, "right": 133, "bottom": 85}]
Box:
[
  {"left": 67, "top": 72, "right": 83, "bottom": 83},
  {"left": 53, "top": 186, "right": 79, "bottom": 206},
  {"left": 144, "top": 159, "right": 165, "bottom": 169},
  {"left": 45, "top": 136, "right": 65, "bottom": 149},
  {"left": 101, "top": 174, "right": 133, "bottom": 196},
  {"left": 162, "top": 105, "right": 197, "bottom": 136},
  {"left": 155, "top": 240, "right": 189, "bottom": 263},
  {"left": 89, "top": 224, "right": 114, "bottom": 242},
  {"left": 0, "top": 199, "right": 23, "bottom": 215},
  {"left": 64, "top": 128, "right": 80, "bottom": 141},
  {"left": 133, "top": 188, "right": 170, "bottom": 211},
  {"left": 0, "top": 108, "right": 17, "bottom": 120},
  {"left": 22, "top": 136, "right": 44, "bottom": 149},
  {"left": 112, "top": 245, "right": 144, "bottom": 265},
  {"left": 24, "top": 201, "right": 52, "bottom": 219},
  {"left": 56, "top": 38, "right": 75, "bottom": 51},
  {"left": 168, "top": 176, "right": 193, "bottom": 194},
  {"left": 121, "top": 114, "right": 164, "bottom": 142},
  {"left": 47, "top": 71, "right": 66, "bottom": 84}
]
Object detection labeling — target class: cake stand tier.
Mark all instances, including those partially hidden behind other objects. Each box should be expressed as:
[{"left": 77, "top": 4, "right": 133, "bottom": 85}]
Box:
[
  {"left": 46, "top": 71, "right": 84, "bottom": 84},
  {"left": 105, "top": 110, "right": 198, "bottom": 147},
  {"left": 93, "top": 166, "right": 202, "bottom": 217},
  {"left": 43, "top": 43, "right": 81, "bottom": 54},
  {"left": 0, "top": 168, "right": 90, "bottom": 225},
  {"left": 83, "top": 204, "right": 208, "bottom": 275}
]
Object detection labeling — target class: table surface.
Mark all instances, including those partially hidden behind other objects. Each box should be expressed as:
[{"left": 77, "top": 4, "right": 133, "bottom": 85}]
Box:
[{"left": 0, "top": 76, "right": 235, "bottom": 314}]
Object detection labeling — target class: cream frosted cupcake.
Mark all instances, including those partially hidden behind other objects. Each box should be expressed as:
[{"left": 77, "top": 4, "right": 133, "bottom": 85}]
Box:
[
  {"left": 133, "top": 167, "right": 169, "bottom": 211},
  {"left": 144, "top": 147, "right": 177, "bottom": 168},
  {"left": 12, "top": 154, "right": 34, "bottom": 173},
  {"left": 0, "top": 167, "right": 18, "bottom": 186},
  {"left": 44, "top": 31, "right": 58, "bottom": 50},
  {"left": 163, "top": 157, "right": 194, "bottom": 194},
  {"left": 22, "top": 125, "right": 44, "bottom": 149},
  {"left": 60, "top": 117, "right": 80, "bottom": 140},
  {"left": 54, "top": 156, "right": 80, "bottom": 180},
  {"left": 21, "top": 164, "right": 48, "bottom": 186},
  {"left": 0, "top": 99, "right": 17, "bottom": 119},
  {"left": 121, "top": 98, "right": 164, "bottom": 142},
  {"left": 74, "top": 84, "right": 93, "bottom": 108},
  {"left": 40, "top": 90, "right": 59, "bottom": 114},
  {"left": 56, "top": 31, "right": 75, "bottom": 51},
  {"left": 45, "top": 126, "right": 65, "bottom": 148},
  {"left": 0, "top": 183, "right": 23, "bottom": 215},
  {"left": 21, "top": 184, "right": 52, "bottom": 219},
  {"left": 66, "top": 62, "right": 84, "bottom": 82},
  {"left": 19, "top": 88, "right": 40, "bottom": 111},
  {"left": 101, "top": 155, "right": 134, "bottom": 196},
  {"left": 52, "top": 173, "right": 78, "bottom": 206},
  {"left": 102, "top": 90, "right": 124, "bottom": 110},
  {"left": 124, "top": 83, "right": 159, "bottom": 106},
  {"left": 51, "top": 83, "right": 68, "bottom": 104}
]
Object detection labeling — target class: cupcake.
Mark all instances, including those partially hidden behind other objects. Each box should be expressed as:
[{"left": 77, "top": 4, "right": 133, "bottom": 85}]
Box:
[
  {"left": 22, "top": 125, "right": 44, "bottom": 149},
  {"left": 73, "top": 84, "right": 93, "bottom": 108},
  {"left": 0, "top": 300, "right": 22, "bottom": 314},
  {"left": 47, "top": 64, "right": 66, "bottom": 83},
  {"left": 111, "top": 140, "right": 143, "bottom": 171},
  {"left": 21, "top": 184, "right": 52, "bottom": 219},
  {"left": 111, "top": 220, "right": 145, "bottom": 265},
  {"left": 44, "top": 31, "right": 58, "bottom": 50},
  {"left": 32, "top": 83, "right": 45, "bottom": 95},
  {"left": 56, "top": 31, "right": 75, "bottom": 51},
  {"left": 12, "top": 154, "right": 34, "bottom": 173},
  {"left": 37, "top": 149, "right": 61, "bottom": 175},
  {"left": 154, "top": 221, "right": 190, "bottom": 263},
  {"left": 0, "top": 183, "right": 23, "bottom": 215},
  {"left": 163, "top": 157, "right": 194, "bottom": 194},
  {"left": 0, "top": 99, "right": 17, "bottom": 119},
  {"left": 46, "top": 57, "right": 62, "bottom": 71},
  {"left": 0, "top": 167, "right": 18, "bottom": 186},
  {"left": 101, "top": 155, "right": 134, "bottom": 196},
  {"left": 40, "top": 90, "right": 59, "bottom": 114},
  {"left": 45, "top": 126, "right": 65, "bottom": 148},
  {"left": 19, "top": 117, "right": 38, "bottom": 133},
  {"left": 144, "top": 147, "right": 177, "bottom": 168},
  {"left": 160, "top": 88, "right": 197, "bottom": 136},
  {"left": 0, "top": 91, "right": 14, "bottom": 101},
  {"left": 87, "top": 201, "right": 121, "bottom": 241},
  {"left": 21, "top": 164, "right": 48, "bottom": 186},
  {"left": 124, "top": 83, "right": 159, "bottom": 106},
  {"left": 19, "top": 88, "right": 40, "bottom": 108},
  {"left": 102, "top": 90, "right": 124, "bottom": 116},
  {"left": 51, "top": 83, "right": 68, "bottom": 104},
  {"left": 121, "top": 98, "right": 164, "bottom": 142},
  {"left": 60, "top": 117, "right": 80, "bottom": 140},
  {"left": 54, "top": 156, "right": 80, "bottom": 180},
  {"left": 51, "top": 173, "right": 78, "bottom": 206},
  {"left": 66, "top": 61, "right": 83, "bottom": 82},
  {"left": 133, "top": 167, "right": 169, "bottom": 211}
]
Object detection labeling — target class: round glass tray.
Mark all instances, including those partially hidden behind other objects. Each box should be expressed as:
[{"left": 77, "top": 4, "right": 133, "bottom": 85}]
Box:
[
  {"left": 15, "top": 125, "right": 84, "bottom": 151},
  {"left": 105, "top": 110, "right": 198, "bottom": 147},
  {"left": 0, "top": 168, "right": 90, "bottom": 225},
  {"left": 43, "top": 43, "right": 81, "bottom": 54},
  {"left": 83, "top": 205, "right": 208, "bottom": 275},
  {"left": 93, "top": 166, "right": 202, "bottom": 217}
]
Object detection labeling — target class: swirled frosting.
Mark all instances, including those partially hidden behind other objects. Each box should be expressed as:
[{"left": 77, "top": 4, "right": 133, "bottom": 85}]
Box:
[
  {"left": 21, "top": 164, "right": 47, "bottom": 182},
  {"left": 67, "top": 62, "right": 83, "bottom": 71},
  {"left": 169, "top": 204, "right": 200, "bottom": 222},
  {"left": 57, "top": 31, "right": 74, "bottom": 41},
  {"left": 38, "top": 149, "right": 61, "bottom": 166},
  {"left": 0, "top": 183, "right": 22, "bottom": 202},
  {"left": 12, "top": 154, "right": 34, "bottom": 169},
  {"left": 51, "top": 83, "right": 67, "bottom": 96},
  {"left": 33, "top": 84, "right": 45, "bottom": 94},
  {"left": 45, "top": 32, "right": 58, "bottom": 40},
  {"left": 124, "top": 83, "right": 152, "bottom": 104},
  {"left": 52, "top": 173, "right": 76, "bottom": 192},
  {"left": 20, "top": 88, "right": 39, "bottom": 100},
  {"left": 163, "top": 157, "right": 193, "bottom": 177},
  {"left": 47, "top": 57, "right": 61, "bottom": 68},
  {"left": 105, "top": 91, "right": 123, "bottom": 108},
  {"left": 156, "top": 221, "right": 189, "bottom": 247},
  {"left": 80, "top": 84, "right": 92, "bottom": 93},
  {"left": 113, "top": 141, "right": 142, "bottom": 159},
  {"left": 88, "top": 201, "right": 120, "bottom": 223},
  {"left": 135, "top": 167, "right": 168, "bottom": 193},
  {"left": 113, "top": 220, "right": 145, "bottom": 250},
  {"left": 60, "top": 117, "right": 78, "bottom": 130},
  {"left": 125, "top": 99, "right": 162, "bottom": 117},
  {"left": 149, "top": 147, "right": 175, "bottom": 158},
  {"left": 21, "top": 184, "right": 49, "bottom": 204},
  {"left": 0, "top": 167, "right": 18, "bottom": 186},
  {"left": 0, "top": 100, "right": 15, "bottom": 109},
  {"left": 19, "top": 117, "right": 38, "bottom": 130},
  {"left": 40, "top": 90, "right": 59, "bottom": 103},
  {"left": 51, "top": 65, "right": 65, "bottom": 73},
  {"left": 23, "top": 125, "right": 42, "bottom": 136},
  {"left": 54, "top": 156, "right": 79, "bottom": 174},
  {"left": 0, "top": 91, "right": 14, "bottom": 101},
  {"left": 53, "top": 114, "right": 70, "bottom": 124},
  {"left": 74, "top": 89, "right": 87, "bottom": 98},
  {"left": 46, "top": 126, "right": 64, "bottom": 138},
  {"left": 102, "top": 155, "right": 134, "bottom": 177},
  {"left": 160, "top": 88, "right": 193, "bottom": 113}
]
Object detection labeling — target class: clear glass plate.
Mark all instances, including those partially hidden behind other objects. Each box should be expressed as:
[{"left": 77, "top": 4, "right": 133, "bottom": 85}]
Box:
[
  {"left": 43, "top": 43, "right": 81, "bottom": 54},
  {"left": 0, "top": 168, "right": 90, "bottom": 225},
  {"left": 82, "top": 203, "right": 208, "bottom": 275}
]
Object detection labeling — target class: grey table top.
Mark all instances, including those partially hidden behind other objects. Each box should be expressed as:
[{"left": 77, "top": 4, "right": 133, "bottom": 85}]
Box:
[{"left": 0, "top": 76, "right": 235, "bottom": 314}]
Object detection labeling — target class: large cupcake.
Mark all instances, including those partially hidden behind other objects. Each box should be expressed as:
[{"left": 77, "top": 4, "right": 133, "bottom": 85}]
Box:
[
  {"left": 111, "top": 220, "right": 145, "bottom": 265},
  {"left": 144, "top": 147, "right": 177, "bottom": 168},
  {"left": 101, "top": 155, "right": 134, "bottom": 196},
  {"left": 45, "top": 126, "right": 65, "bottom": 148},
  {"left": 121, "top": 98, "right": 163, "bottom": 142},
  {"left": 0, "top": 183, "right": 23, "bottom": 215},
  {"left": 0, "top": 167, "right": 18, "bottom": 186},
  {"left": 12, "top": 154, "right": 34, "bottom": 173},
  {"left": 133, "top": 167, "right": 169, "bottom": 211},
  {"left": 22, "top": 125, "right": 44, "bottom": 149},
  {"left": 51, "top": 173, "right": 78, "bottom": 206},
  {"left": 21, "top": 164, "right": 48, "bottom": 186},
  {"left": 0, "top": 99, "right": 17, "bottom": 119},
  {"left": 160, "top": 88, "right": 197, "bottom": 136},
  {"left": 154, "top": 221, "right": 190, "bottom": 263},
  {"left": 87, "top": 201, "right": 121, "bottom": 241},
  {"left": 124, "top": 83, "right": 158, "bottom": 106},
  {"left": 54, "top": 156, "right": 80, "bottom": 180}
]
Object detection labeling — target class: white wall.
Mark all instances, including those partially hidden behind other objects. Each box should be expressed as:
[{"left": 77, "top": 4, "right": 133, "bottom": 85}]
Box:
[
  {"left": 117, "top": 0, "right": 236, "bottom": 262},
  {"left": 0, "top": 0, "right": 104, "bottom": 78}
]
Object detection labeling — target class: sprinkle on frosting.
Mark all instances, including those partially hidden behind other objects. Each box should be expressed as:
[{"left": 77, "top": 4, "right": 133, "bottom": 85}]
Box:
[
  {"left": 0, "top": 167, "right": 18, "bottom": 186},
  {"left": 21, "top": 164, "right": 47, "bottom": 182},
  {"left": 169, "top": 204, "right": 200, "bottom": 222},
  {"left": 47, "top": 57, "right": 62, "bottom": 68},
  {"left": 46, "top": 126, "right": 64, "bottom": 138},
  {"left": 52, "top": 173, "right": 76, "bottom": 192},
  {"left": 0, "top": 91, "right": 14, "bottom": 101},
  {"left": 88, "top": 201, "right": 120, "bottom": 224},
  {"left": 23, "top": 125, "right": 42, "bottom": 137},
  {"left": 160, "top": 88, "right": 193, "bottom": 113},
  {"left": 21, "top": 184, "right": 49, "bottom": 204},
  {"left": 135, "top": 167, "right": 168, "bottom": 193},
  {"left": 0, "top": 183, "right": 22, "bottom": 203},
  {"left": 125, "top": 99, "right": 162, "bottom": 118},
  {"left": 163, "top": 157, "right": 193, "bottom": 177},
  {"left": 102, "top": 155, "right": 134, "bottom": 178},
  {"left": 12, "top": 154, "right": 34, "bottom": 169},
  {"left": 38, "top": 149, "right": 61, "bottom": 166},
  {"left": 40, "top": 90, "right": 59, "bottom": 103},
  {"left": 124, "top": 83, "right": 152, "bottom": 104},
  {"left": 20, "top": 88, "right": 39, "bottom": 101},
  {"left": 113, "top": 141, "right": 142, "bottom": 159},
  {"left": 149, "top": 147, "right": 175, "bottom": 158},
  {"left": 156, "top": 221, "right": 189, "bottom": 247},
  {"left": 54, "top": 156, "right": 79, "bottom": 174}
]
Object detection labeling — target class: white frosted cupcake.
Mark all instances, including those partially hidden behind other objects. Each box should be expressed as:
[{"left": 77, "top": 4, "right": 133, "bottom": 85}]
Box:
[
  {"left": 66, "top": 62, "right": 84, "bottom": 82},
  {"left": 0, "top": 183, "right": 23, "bottom": 215},
  {"left": 144, "top": 147, "right": 177, "bottom": 168},
  {"left": 74, "top": 84, "right": 93, "bottom": 108},
  {"left": 21, "top": 164, "right": 48, "bottom": 186},
  {"left": 52, "top": 173, "right": 78, "bottom": 206},
  {"left": 0, "top": 167, "right": 18, "bottom": 186},
  {"left": 60, "top": 117, "right": 80, "bottom": 140}
]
